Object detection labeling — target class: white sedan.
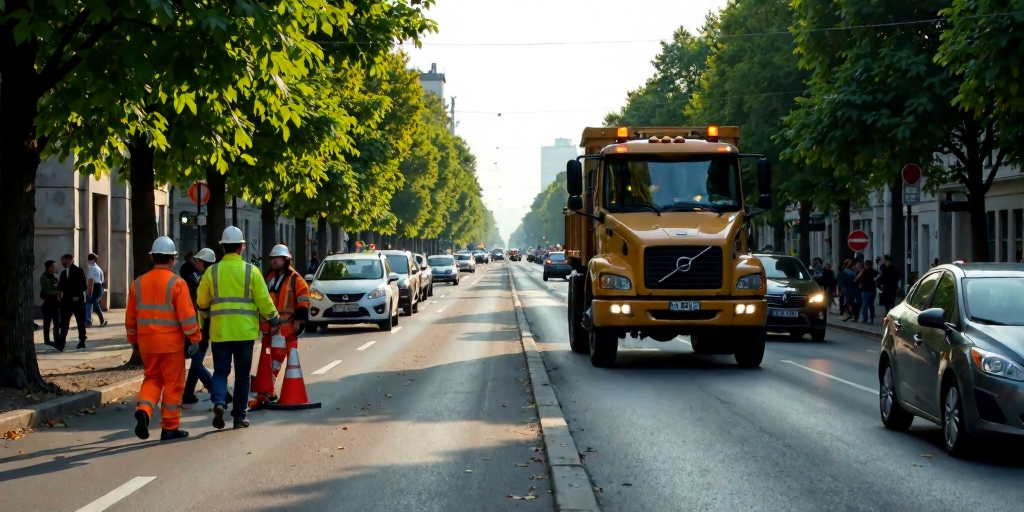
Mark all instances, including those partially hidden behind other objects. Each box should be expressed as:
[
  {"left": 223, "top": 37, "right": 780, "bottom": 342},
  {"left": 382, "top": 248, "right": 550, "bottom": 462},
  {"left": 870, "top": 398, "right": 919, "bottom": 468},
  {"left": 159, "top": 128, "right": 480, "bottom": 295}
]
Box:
[{"left": 305, "top": 252, "right": 400, "bottom": 332}]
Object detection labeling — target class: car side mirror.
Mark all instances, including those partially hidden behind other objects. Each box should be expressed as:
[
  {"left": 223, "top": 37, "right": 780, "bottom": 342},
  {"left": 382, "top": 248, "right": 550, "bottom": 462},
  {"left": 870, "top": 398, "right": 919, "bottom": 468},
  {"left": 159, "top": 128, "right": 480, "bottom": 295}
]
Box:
[
  {"left": 567, "top": 196, "right": 583, "bottom": 211},
  {"left": 566, "top": 159, "right": 583, "bottom": 196},
  {"left": 304, "top": 274, "right": 314, "bottom": 281},
  {"left": 917, "top": 307, "right": 948, "bottom": 330},
  {"left": 389, "top": 273, "right": 400, "bottom": 283}
]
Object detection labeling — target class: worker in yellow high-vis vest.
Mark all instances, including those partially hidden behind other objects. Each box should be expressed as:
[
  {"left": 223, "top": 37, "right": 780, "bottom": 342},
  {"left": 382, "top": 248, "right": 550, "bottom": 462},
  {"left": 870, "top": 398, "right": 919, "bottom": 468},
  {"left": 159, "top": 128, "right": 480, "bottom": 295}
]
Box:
[{"left": 197, "top": 226, "right": 279, "bottom": 430}]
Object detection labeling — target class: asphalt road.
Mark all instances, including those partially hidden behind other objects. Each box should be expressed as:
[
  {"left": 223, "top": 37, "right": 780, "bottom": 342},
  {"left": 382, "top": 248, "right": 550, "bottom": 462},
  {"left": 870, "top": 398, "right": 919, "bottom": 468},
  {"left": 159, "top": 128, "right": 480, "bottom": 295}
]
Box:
[
  {"left": 0, "top": 264, "right": 552, "bottom": 512},
  {"left": 510, "top": 260, "right": 1024, "bottom": 512}
]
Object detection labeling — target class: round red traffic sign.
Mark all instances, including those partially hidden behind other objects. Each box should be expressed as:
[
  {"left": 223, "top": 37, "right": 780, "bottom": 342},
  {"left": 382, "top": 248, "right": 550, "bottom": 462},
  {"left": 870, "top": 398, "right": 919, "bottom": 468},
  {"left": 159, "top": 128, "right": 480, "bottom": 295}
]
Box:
[
  {"left": 848, "top": 230, "right": 870, "bottom": 252},
  {"left": 188, "top": 182, "right": 210, "bottom": 205},
  {"left": 901, "top": 164, "right": 922, "bottom": 186}
]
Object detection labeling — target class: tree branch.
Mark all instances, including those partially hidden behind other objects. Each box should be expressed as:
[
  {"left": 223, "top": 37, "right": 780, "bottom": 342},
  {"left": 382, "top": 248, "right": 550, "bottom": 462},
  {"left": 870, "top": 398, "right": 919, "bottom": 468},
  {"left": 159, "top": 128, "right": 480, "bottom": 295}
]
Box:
[
  {"left": 983, "top": 148, "right": 1006, "bottom": 192},
  {"left": 36, "top": 15, "right": 122, "bottom": 95},
  {"left": 37, "top": 9, "right": 92, "bottom": 83}
]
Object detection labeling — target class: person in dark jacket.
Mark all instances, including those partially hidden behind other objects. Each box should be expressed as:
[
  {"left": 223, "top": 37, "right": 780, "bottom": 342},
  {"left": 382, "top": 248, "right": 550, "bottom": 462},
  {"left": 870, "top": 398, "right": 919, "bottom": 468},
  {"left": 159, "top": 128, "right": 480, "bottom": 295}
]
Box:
[
  {"left": 876, "top": 254, "right": 902, "bottom": 314},
  {"left": 56, "top": 253, "right": 88, "bottom": 351},
  {"left": 819, "top": 263, "right": 837, "bottom": 313},
  {"left": 181, "top": 248, "right": 231, "bottom": 405},
  {"left": 855, "top": 261, "right": 879, "bottom": 323},
  {"left": 40, "top": 260, "right": 61, "bottom": 345}
]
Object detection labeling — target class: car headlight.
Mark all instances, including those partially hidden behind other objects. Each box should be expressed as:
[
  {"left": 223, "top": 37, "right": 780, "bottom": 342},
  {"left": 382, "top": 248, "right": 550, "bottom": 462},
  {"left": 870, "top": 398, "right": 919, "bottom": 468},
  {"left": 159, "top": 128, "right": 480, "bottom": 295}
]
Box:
[
  {"left": 736, "top": 274, "right": 763, "bottom": 290},
  {"left": 971, "top": 347, "right": 1024, "bottom": 382},
  {"left": 599, "top": 274, "right": 631, "bottom": 290},
  {"left": 368, "top": 286, "right": 387, "bottom": 299},
  {"left": 309, "top": 288, "right": 324, "bottom": 301},
  {"left": 399, "top": 279, "right": 409, "bottom": 289},
  {"left": 808, "top": 293, "right": 824, "bottom": 303}
]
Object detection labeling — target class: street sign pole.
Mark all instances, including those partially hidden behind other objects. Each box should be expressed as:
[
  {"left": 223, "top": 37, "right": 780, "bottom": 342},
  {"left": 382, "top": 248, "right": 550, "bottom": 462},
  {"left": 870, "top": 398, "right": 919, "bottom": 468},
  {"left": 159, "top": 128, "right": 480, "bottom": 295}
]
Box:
[
  {"left": 901, "top": 164, "right": 922, "bottom": 292},
  {"left": 197, "top": 183, "right": 202, "bottom": 250}
]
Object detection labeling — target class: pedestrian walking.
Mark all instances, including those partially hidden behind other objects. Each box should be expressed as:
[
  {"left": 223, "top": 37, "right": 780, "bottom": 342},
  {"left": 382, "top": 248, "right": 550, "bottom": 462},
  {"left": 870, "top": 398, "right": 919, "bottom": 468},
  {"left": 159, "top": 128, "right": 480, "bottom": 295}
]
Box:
[
  {"left": 251, "top": 244, "right": 310, "bottom": 408},
  {"left": 837, "top": 260, "right": 859, "bottom": 321},
  {"left": 180, "top": 248, "right": 232, "bottom": 407},
  {"left": 855, "top": 261, "right": 879, "bottom": 323},
  {"left": 39, "top": 260, "right": 61, "bottom": 346},
  {"left": 307, "top": 255, "right": 319, "bottom": 275},
  {"left": 126, "top": 237, "right": 202, "bottom": 441},
  {"left": 85, "top": 253, "right": 108, "bottom": 327},
  {"left": 197, "top": 226, "right": 280, "bottom": 430},
  {"left": 819, "top": 262, "right": 837, "bottom": 312},
  {"left": 56, "top": 253, "right": 88, "bottom": 351},
  {"left": 876, "top": 254, "right": 902, "bottom": 315}
]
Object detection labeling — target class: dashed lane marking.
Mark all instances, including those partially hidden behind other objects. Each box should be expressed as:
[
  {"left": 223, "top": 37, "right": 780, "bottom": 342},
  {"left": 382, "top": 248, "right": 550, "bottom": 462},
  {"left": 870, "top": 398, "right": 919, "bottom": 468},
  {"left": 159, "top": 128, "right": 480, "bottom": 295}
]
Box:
[
  {"left": 75, "top": 476, "right": 156, "bottom": 512},
  {"left": 781, "top": 360, "right": 877, "bottom": 395},
  {"left": 312, "top": 360, "right": 343, "bottom": 375},
  {"left": 391, "top": 326, "right": 403, "bottom": 334},
  {"left": 356, "top": 341, "right": 377, "bottom": 351},
  {"left": 437, "top": 308, "right": 446, "bottom": 313}
]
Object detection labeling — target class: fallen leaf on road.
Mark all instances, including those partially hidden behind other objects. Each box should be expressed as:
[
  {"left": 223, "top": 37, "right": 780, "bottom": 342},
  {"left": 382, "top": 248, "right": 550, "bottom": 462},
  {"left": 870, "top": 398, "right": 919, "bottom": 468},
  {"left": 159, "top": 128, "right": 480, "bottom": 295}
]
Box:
[
  {"left": 912, "top": 463, "right": 923, "bottom": 467},
  {"left": 2, "top": 430, "right": 23, "bottom": 441},
  {"left": 585, "top": 447, "right": 598, "bottom": 452},
  {"left": 246, "top": 451, "right": 253, "bottom": 455},
  {"left": 594, "top": 486, "right": 604, "bottom": 493},
  {"left": 514, "top": 463, "right": 530, "bottom": 467},
  {"left": 530, "top": 457, "right": 543, "bottom": 462},
  {"left": 342, "top": 426, "right": 349, "bottom": 430},
  {"left": 482, "top": 457, "right": 492, "bottom": 460},
  {"left": 622, "top": 483, "right": 633, "bottom": 486},
  {"left": 385, "top": 394, "right": 393, "bottom": 398},
  {"left": 507, "top": 495, "right": 537, "bottom": 501},
  {"left": 18, "top": 450, "right": 24, "bottom": 454},
  {"left": 336, "top": 446, "right": 345, "bottom": 450},
  {"left": 529, "top": 474, "right": 545, "bottom": 480},
  {"left": 560, "top": 443, "right": 567, "bottom": 447},
  {"left": 921, "top": 454, "right": 934, "bottom": 460}
]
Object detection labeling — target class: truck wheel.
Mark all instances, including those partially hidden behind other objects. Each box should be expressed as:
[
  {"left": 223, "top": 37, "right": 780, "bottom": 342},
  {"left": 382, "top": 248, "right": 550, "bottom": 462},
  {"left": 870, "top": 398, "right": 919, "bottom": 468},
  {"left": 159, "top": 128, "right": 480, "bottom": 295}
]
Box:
[
  {"left": 589, "top": 328, "right": 618, "bottom": 368},
  {"left": 567, "top": 274, "right": 588, "bottom": 354},
  {"left": 734, "top": 328, "right": 766, "bottom": 368}
]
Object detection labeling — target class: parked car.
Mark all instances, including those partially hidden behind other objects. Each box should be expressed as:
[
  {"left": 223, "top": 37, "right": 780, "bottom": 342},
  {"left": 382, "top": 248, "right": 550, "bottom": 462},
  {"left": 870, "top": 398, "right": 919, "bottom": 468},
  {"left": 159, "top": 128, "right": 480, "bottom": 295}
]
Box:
[
  {"left": 454, "top": 252, "right": 476, "bottom": 273},
  {"left": 491, "top": 248, "right": 505, "bottom": 261},
  {"left": 304, "top": 252, "right": 400, "bottom": 332},
  {"left": 878, "top": 263, "right": 1024, "bottom": 457},
  {"left": 542, "top": 251, "right": 571, "bottom": 281},
  {"left": 413, "top": 253, "right": 434, "bottom": 300},
  {"left": 428, "top": 254, "right": 460, "bottom": 285},
  {"left": 751, "top": 252, "right": 827, "bottom": 341},
  {"left": 381, "top": 250, "right": 422, "bottom": 316}
]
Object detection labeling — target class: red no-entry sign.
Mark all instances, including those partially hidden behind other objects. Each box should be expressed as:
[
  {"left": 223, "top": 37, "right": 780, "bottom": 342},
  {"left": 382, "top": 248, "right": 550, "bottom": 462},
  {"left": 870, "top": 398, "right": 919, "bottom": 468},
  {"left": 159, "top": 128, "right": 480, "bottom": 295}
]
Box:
[
  {"left": 901, "top": 164, "right": 922, "bottom": 186},
  {"left": 848, "top": 230, "right": 870, "bottom": 252},
  {"left": 188, "top": 182, "right": 210, "bottom": 205}
]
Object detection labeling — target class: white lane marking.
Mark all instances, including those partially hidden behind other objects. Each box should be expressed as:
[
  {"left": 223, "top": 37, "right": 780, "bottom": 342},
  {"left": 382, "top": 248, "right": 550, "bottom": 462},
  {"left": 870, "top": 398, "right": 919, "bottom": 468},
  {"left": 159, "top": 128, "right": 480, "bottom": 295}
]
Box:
[
  {"left": 75, "top": 476, "right": 156, "bottom": 512},
  {"left": 312, "top": 360, "right": 343, "bottom": 375},
  {"left": 356, "top": 341, "right": 376, "bottom": 351},
  {"left": 675, "top": 336, "right": 692, "bottom": 346},
  {"left": 432, "top": 300, "right": 437, "bottom": 303},
  {"left": 437, "top": 308, "right": 446, "bottom": 313},
  {"left": 391, "top": 326, "right": 403, "bottom": 334},
  {"left": 441, "top": 295, "right": 446, "bottom": 298},
  {"left": 781, "top": 360, "right": 877, "bottom": 395}
]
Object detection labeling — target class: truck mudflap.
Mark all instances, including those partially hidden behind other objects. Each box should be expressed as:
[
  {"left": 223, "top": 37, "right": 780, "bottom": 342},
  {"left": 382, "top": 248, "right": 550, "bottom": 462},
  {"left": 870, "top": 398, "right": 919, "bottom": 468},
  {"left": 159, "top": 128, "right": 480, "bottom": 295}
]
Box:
[{"left": 590, "top": 298, "right": 767, "bottom": 328}]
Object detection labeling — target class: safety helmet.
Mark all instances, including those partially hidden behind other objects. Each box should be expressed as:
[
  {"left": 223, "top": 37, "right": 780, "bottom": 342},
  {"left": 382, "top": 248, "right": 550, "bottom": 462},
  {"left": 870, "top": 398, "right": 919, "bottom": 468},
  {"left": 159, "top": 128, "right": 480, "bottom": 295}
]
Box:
[
  {"left": 219, "top": 226, "right": 245, "bottom": 244},
  {"left": 194, "top": 248, "right": 216, "bottom": 263},
  {"left": 150, "top": 236, "right": 178, "bottom": 255},
  {"left": 269, "top": 244, "right": 292, "bottom": 259}
]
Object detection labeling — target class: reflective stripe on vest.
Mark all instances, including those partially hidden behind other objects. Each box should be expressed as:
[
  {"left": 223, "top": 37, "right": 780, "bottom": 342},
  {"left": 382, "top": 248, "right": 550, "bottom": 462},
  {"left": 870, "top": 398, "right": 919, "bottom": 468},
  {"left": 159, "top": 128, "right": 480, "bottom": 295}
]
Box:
[
  {"left": 133, "top": 273, "right": 197, "bottom": 333},
  {"left": 209, "top": 264, "right": 258, "bottom": 318},
  {"left": 268, "top": 272, "right": 298, "bottom": 317}
]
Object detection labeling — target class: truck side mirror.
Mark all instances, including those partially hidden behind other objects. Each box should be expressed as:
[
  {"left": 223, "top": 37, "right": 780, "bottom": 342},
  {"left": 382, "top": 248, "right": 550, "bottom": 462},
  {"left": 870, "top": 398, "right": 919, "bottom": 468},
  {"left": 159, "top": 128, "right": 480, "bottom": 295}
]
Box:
[
  {"left": 566, "top": 160, "right": 583, "bottom": 196},
  {"left": 757, "top": 158, "right": 772, "bottom": 209},
  {"left": 567, "top": 196, "right": 583, "bottom": 211}
]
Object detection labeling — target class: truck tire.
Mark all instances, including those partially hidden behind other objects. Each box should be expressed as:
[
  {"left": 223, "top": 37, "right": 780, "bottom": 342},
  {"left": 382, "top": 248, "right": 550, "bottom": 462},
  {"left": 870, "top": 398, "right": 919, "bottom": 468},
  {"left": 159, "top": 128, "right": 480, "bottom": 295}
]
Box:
[
  {"left": 567, "top": 274, "right": 588, "bottom": 354},
  {"left": 589, "top": 328, "right": 618, "bottom": 368},
  {"left": 734, "top": 328, "right": 766, "bottom": 368}
]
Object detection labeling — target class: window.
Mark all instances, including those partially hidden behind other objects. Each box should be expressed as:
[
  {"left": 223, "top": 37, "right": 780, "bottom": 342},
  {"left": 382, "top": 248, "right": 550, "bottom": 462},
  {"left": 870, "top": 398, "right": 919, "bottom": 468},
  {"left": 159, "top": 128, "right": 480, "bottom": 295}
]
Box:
[
  {"left": 757, "top": 255, "right": 811, "bottom": 280},
  {"left": 999, "top": 210, "right": 1008, "bottom": 262},
  {"left": 987, "top": 210, "right": 996, "bottom": 261},
  {"left": 964, "top": 277, "right": 1024, "bottom": 326},
  {"left": 907, "top": 272, "right": 941, "bottom": 310},
  {"left": 928, "top": 272, "right": 959, "bottom": 324},
  {"left": 317, "top": 259, "right": 383, "bottom": 280},
  {"left": 1015, "top": 209, "right": 1023, "bottom": 262},
  {"left": 428, "top": 256, "right": 455, "bottom": 266},
  {"left": 548, "top": 252, "right": 566, "bottom": 262},
  {"left": 385, "top": 254, "right": 410, "bottom": 274},
  {"left": 604, "top": 155, "right": 742, "bottom": 213}
]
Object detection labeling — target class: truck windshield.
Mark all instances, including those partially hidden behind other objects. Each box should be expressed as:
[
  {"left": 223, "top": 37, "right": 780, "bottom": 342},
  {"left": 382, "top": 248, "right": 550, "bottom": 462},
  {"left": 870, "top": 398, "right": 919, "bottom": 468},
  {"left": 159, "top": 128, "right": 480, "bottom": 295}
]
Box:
[{"left": 603, "top": 154, "right": 742, "bottom": 213}]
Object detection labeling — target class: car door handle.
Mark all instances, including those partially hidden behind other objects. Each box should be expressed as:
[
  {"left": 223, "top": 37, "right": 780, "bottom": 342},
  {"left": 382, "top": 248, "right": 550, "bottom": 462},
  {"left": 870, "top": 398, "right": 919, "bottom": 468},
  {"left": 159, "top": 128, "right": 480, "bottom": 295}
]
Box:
[{"left": 912, "top": 333, "right": 924, "bottom": 347}]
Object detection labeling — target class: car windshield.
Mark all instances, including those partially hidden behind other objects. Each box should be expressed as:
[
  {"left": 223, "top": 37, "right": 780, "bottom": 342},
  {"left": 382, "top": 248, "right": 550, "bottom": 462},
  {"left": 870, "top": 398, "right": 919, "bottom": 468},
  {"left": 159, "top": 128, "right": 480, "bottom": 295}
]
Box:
[
  {"left": 548, "top": 253, "right": 566, "bottom": 262},
  {"left": 317, "top": 259, "right": 383, "bottom": 280},
  {"left": 385, "top": 255, "right": 410, "bottom": 274},
  {"left": 604, "top": 154, "right": 742, "bottom": 213},
  {"left": 964, "top": 277, "right": 1024, "bottom": 326},
  {"left": 758, "top": 256, "right": 811, "bottom": 280},
  {"left": 428, "top": 256, "right": 455, "bottom": 266},
  {"left": 455, "top": 254, "right": 470, "bottom": 261}
]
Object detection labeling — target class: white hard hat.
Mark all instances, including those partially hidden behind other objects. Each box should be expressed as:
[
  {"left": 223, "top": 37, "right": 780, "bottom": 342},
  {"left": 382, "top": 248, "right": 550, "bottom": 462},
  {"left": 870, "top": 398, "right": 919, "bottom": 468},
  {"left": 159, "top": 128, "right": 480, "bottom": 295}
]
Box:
[
  {"left": 219, "top": 226, "right": 245, "bottom": 244},
  {"left": 150, "top": 236, "right": 177, "bottom": 255},
  {"left": 269, "top": 244, "right": 292, "bottom": 259},
  {"left": 194, "top": 248, "right": 216, "bottom": 263}
]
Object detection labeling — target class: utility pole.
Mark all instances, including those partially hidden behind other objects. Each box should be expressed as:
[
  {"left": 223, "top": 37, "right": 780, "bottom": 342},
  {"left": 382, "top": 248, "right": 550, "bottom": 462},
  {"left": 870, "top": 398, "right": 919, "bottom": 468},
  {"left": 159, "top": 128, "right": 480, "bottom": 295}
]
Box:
[{"left": 449, "top": 96, "right": 456, "bottom": 135}]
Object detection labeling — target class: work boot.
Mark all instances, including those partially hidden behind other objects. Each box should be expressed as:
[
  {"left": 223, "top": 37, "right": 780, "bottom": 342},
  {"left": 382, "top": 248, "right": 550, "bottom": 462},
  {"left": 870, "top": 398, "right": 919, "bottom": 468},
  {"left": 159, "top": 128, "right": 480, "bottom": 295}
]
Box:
[
  {"left": 212, "top": 404, "right": 226, "bottom": 430},
  {"left": 76, "top": 341, "right": 86, "bottom": 350},
  {"left": 134, "top": 410, "right": 150, "bottom": 440},
  {"left": 160, "top": 429, "right": 189, "bottom": 441},
  {"left": 234, "top": 418, "right": 250, "bottom": 429}
]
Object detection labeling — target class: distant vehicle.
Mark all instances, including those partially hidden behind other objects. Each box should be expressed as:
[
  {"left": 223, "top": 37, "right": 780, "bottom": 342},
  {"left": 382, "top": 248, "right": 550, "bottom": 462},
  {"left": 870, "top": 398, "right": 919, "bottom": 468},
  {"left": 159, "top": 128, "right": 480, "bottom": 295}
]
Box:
[
  {"left": 454, "top": 252, "right": 476, "bottom": 273},
  {"left": 878, "top": 263, "right": 1024, "bottom": 457},
  {"left": 509, "top": 249, "right": 521, "bottom": 262},
  {"left": 491, "top": 248, "right": 505, "bottom": 261},
  {"left": 543, "top": 252, "right": 571, "bottom": 281},
  {"left": 413, "top": 253, "right": 434, "bottom": 300},
  {"left": 304, "top": 252, "right": 400, "bottom": 333},
  {"left": 381, "top": 250, "right": 422, "bottom": 316},
  {"left": 751, "top": 252, "right": 827, "bottom": 342},
  {"left": 472, "top": 250, "right": 489, "bottom": 264},
  {"left": 428, "top": 254, "right": 460, "bottom": 285}
]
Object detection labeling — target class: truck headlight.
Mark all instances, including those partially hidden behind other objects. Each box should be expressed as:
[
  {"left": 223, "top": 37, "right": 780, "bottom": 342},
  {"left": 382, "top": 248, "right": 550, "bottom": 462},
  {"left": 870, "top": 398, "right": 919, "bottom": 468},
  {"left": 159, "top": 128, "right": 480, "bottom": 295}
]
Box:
[
  {"left": 599, "top": 274, "right": 632, "bottom": 290},
  {"left": 808, "top": 293, "right": 825, "bottom": 303},
  {"left": 309, "top": 288, "right": 324, "bottom": 301},
  {"left": 736, "top": 274, "right": 763, "bottom": 290},
  {"left": 971, "top": 347, "right": 1024, "bottom": 382},
  {"left": 368, "top": 286, "right": 387, "bottom": 299}
]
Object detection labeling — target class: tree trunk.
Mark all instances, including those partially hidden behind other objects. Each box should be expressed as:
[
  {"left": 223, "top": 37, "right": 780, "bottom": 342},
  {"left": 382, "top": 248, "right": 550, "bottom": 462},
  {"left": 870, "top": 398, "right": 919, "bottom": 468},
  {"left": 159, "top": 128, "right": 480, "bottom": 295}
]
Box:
[
  {"left": 966, "top": 191, "right": 990, "bottom": 262},
  {"left": 888, "top": 181, "right": 906, "bottom": 278},
  {"left": 260, "top": 197, "right": 277, "bottom": 273},
  {"left": 0, "top": 40, "right": 48, "bottom": 388},
  {"left": 317, "top": 217, "right": 328, "bottom": 260},
  {"left": 771, "top": 218, "right": 785, "bottom": 252},
  {"left": 798, "top": 202, "right": 812, "bottom": 263},
  {"left": 123, "top": 141, "right": 160, "bottom": 368},
  {"left": 835, "top": 198, "right": 852, "bottom": 265},
  {"left": 205, "top": 168, "right": 227, "bottom": 257},
  {"left": 294, "top": 217, "right": 307, "bottom": 270}
]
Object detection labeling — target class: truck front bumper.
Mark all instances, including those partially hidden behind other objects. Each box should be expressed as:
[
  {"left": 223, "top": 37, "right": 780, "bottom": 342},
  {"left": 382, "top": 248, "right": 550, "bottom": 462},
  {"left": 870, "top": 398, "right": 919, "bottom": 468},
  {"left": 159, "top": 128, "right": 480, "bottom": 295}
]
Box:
[{"left": 591, "top": 298, "right": 767, "bottom": 328}]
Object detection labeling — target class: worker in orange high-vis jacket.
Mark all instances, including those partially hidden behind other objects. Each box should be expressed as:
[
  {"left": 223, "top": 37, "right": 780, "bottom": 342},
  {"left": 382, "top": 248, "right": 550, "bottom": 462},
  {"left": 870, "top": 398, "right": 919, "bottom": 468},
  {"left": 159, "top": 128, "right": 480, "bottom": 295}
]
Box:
[
  {"left": 126, "top": 237, "right": 202, "bottom": 441},
  {"left": 251, "top": 244, "right": 310, "bottom": 407}
]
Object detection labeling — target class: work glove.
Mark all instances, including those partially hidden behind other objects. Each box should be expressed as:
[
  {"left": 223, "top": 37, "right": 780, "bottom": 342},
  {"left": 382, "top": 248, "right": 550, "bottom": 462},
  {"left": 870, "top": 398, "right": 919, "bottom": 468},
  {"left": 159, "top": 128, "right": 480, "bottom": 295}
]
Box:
[{"left": 186, "top": 343, "right": 200, "bottom": 357}]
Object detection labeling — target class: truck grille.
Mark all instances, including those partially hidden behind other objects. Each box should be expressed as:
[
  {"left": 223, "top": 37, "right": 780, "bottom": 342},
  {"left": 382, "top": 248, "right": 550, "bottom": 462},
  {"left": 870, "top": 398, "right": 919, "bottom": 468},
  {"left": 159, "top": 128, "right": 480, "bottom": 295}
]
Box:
[
  {"left": 643, "top": 246, "right": 723, "bottom": 290},
  {"left": 766, "top": 294, "right": 807, "bottom": 308}
]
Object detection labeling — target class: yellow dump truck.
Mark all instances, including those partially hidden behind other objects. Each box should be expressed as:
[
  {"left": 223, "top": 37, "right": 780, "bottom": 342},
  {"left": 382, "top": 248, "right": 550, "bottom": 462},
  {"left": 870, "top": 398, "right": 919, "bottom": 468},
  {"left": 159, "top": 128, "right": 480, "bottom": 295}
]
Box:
[{"left": 563, "top": 126, "right": 773, "bottom": 367}]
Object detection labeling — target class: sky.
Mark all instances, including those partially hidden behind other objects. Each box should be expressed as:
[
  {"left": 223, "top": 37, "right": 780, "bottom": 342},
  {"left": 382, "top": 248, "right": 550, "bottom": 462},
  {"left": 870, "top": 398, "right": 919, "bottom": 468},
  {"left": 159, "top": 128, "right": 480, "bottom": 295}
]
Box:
[{"left": 404, "top": 0, "right": 729, "bottom": 243}]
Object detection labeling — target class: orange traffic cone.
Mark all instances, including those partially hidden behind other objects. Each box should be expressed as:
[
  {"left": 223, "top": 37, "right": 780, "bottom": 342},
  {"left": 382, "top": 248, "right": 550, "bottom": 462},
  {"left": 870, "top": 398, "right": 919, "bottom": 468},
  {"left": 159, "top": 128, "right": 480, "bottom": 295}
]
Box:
[
  {"left": 248, "top": 340, "right": 275, "bottom": 409},
  {"left": 264, "top": 347, "right": 321, "bottom": 410}
]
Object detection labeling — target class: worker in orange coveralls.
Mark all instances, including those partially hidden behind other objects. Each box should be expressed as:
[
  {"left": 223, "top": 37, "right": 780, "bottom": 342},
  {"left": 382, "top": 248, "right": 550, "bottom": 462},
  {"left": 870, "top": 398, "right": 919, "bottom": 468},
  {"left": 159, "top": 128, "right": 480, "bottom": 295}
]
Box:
[
  {"left": 126, "top": 236, "right": 202, "bottom": 441},
  {"left": 250, "top": 244, "right": 310, "bottom": 408}
]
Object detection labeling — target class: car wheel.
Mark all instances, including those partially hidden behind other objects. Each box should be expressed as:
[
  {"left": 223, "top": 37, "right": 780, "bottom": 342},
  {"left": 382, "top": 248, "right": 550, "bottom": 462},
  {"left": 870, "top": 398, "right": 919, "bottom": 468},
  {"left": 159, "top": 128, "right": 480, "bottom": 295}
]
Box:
[
  {"left": 543, "top": 272, "right": 548, "bottom": 281},
  {"left": 305, "top": 322, "right": 319, "bottom": 334},
  {"left": 378, "top": 312, "right": 392, "bottom": 332},
  {"left": 810, "top": 329, "right": 826, "bottom": 342},
  {"left": 942, "top": 378, "right": 974, "bottom": 457},
  {"left": 879, "top": 360, "right": 914, "bottom": 431},
  {"left": 589, "top": 328, "right": 618, "bottom": 368},
  {"left": 401, "top": 300, "right": 412, "bottom": 317},
  {"left": 428, "top": 284, "right": 434, "bottom": 297},
  {"left": 412, "top": 296, "right": 419, "bottom": 314},
  {"left": 392, "top": 306, "right": 399, "bottom": 327},
  {"left": 454, "top": 278, "right": 459, "bottom": 286}
]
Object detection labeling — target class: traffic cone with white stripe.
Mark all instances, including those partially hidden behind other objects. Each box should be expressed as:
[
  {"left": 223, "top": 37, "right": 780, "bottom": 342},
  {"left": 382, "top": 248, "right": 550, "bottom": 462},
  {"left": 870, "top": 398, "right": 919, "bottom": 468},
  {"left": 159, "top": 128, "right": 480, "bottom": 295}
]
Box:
[
  {"left": 264, "top": 347, "right": 321, "bottom": 410},
  {"left": 248, "top": 338, "right": 276, "bottom": 410}
]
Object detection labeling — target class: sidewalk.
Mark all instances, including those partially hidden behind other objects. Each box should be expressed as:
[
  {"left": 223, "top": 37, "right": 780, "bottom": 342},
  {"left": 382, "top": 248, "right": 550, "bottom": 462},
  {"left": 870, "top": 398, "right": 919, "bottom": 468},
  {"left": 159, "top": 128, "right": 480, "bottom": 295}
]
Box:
[
  {"left": 34, "top": 309, "right": 133, "bottom": 373},
  {"left": 827, "top": 301, "right": 885, "bottom": 338}
]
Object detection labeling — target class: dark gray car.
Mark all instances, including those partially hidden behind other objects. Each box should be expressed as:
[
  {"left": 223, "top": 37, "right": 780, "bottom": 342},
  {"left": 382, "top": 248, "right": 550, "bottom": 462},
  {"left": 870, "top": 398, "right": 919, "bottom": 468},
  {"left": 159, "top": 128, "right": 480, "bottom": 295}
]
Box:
[{"left": 752, "top": 253, "right": 828, "bottom": 341}]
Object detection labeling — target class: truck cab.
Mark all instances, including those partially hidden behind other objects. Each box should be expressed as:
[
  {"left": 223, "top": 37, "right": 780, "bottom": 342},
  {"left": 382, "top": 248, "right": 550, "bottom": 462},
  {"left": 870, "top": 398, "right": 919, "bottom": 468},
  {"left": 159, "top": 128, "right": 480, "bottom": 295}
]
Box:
[{"left": 563, "top": 126, "right": 774, "bottom": 368}]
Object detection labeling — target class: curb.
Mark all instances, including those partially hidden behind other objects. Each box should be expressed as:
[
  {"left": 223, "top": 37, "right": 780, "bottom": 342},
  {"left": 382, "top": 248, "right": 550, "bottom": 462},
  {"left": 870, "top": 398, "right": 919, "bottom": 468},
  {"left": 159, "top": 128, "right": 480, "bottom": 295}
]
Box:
[
  {"left": 0, "top": 375, "right": 143, "bottom": 433},
  {"left": 827, "top": 321, "right": 883, "bottom": 340},
  {"left": 507, "top": 265, "right": 602, "bottom": 512}
]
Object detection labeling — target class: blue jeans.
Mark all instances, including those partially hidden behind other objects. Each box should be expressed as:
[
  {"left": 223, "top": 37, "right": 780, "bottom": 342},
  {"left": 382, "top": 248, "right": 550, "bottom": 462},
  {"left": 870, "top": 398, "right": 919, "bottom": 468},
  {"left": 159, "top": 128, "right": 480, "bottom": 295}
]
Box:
[
  {"left": 183, "top": 340, "right": 214, "bottom": 399},
  {"left": 211, "top": 341, "right": 254, "bottom": 418},
  {"left": 85, "top": 284, "right": 105, "bottom": 325},
  {"left": 860, "top": 291, "right": 876, "bottom": 322}
]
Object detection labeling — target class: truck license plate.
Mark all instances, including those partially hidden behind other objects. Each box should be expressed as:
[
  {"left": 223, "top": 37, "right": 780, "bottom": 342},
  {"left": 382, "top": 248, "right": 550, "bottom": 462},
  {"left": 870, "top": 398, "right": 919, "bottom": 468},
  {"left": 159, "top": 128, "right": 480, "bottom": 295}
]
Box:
[
  {"left": 332, "top": 304, "right": 359, "bottom": 313},
  {"left": 769, "top": 308, "right": 799, "bottom": 318},
  {"left": 668, "top": 301, "right": 701, "bottom": 312}
]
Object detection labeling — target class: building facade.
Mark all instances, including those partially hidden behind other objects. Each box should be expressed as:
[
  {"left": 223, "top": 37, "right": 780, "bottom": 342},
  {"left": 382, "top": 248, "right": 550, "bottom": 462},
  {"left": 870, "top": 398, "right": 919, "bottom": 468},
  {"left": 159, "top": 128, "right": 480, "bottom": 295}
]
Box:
[
  {"left": 418, "top": 63, "right": 445, "bottom": 99},
  {"left": 540, "top": 138, "right": 579, "bottom": 190}
]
